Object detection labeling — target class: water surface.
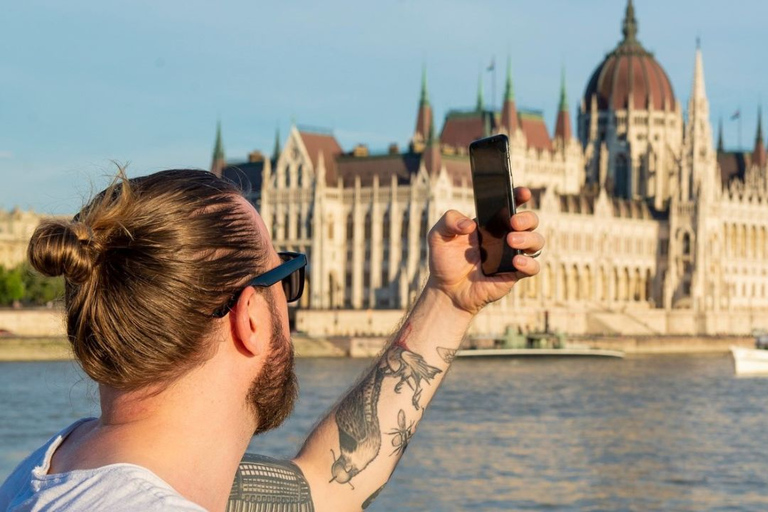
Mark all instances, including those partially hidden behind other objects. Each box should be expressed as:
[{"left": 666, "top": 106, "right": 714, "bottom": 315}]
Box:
[{"left": 1, "top": 354, "right": 766, "bottom": 511}]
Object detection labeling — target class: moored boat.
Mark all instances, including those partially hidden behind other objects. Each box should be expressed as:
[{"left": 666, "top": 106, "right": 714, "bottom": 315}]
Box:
[{"left": 731, "top": 336, "right": 768, "bottom": 376}]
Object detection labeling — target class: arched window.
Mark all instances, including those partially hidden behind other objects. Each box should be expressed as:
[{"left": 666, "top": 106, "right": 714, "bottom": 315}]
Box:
[
  {"left": 682, "top": 232, "right": 691, "bottom": 257},
  {"left": 346, "top": 213, "right": 354, "bottom": 241},
  {"left": 382, "top": 210, "right": 390, "bottom": 241},
  {"left": 615, "top": 154, "right": 630, "bottom": 199},
  {"left": 364, "top": 211, "right": 372, "bottom": 240}
]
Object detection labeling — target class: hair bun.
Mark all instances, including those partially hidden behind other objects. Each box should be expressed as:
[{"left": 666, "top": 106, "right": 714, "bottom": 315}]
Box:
[{"left": 28, "top": 220, "right": 95, "bottom": 284}]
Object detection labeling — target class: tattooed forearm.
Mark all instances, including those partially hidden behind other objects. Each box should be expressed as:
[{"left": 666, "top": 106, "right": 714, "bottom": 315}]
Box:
[
  {"left": 330, "top": 321, "right": 442, "bottom": 486},
  {"left": 381, "top": 324, "right": 442, "bottom": 410},
  {"left": 331, "top": 366, "right": 386, "bottom": 488},
  {"left": 436, "top": 346, "right": 458, "bottom": 364},
  {"left": 386, "top": 409, "right": 415, "bottom": 457}
]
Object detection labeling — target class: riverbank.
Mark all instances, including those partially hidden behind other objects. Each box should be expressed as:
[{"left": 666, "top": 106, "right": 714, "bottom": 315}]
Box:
[
  {"left": 0, "top": 335, "right": 347, "bottom": 362},
  {"left": 0, "top": 334, "right": 754, "bottom": 361}
]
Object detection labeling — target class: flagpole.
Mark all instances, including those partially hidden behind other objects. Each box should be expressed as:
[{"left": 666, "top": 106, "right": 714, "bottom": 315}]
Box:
[{"left": 492, "top": 57, "right": 496, "bottom": 113}]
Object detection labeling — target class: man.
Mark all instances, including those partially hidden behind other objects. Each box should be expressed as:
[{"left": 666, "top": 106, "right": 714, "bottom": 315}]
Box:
[{"left": 0, "top": 169, "right": 543, "bottom": 511}]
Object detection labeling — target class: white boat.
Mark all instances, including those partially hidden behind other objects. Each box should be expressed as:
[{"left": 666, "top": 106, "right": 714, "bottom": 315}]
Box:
[
  {"left": 730, "top": 345, "right": 768, "bottom": 376},
  {"left": 457, "top": 347, "right": 625, "bottom": 359}
]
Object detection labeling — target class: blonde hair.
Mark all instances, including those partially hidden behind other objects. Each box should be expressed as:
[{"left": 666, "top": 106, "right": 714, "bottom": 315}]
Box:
[{"left": 28, "top": 169, "right": 267, "bottom": 390}]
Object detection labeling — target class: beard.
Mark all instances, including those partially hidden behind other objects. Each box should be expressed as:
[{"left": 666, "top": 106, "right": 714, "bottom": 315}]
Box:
[{"left": 246, "top": 298, "right": 298, "bottom": 435}]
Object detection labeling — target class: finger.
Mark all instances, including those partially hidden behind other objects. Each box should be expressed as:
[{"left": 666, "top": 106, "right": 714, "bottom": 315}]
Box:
[
  {"left": 430, "top": 209, "right": 476, "bottom": 241},
  {"left": 507, "top": 231, "right": 545, "bottom": 253},
  {"left": 514, "top": 187, "right": 532, "bottom": 206},
  {"left": 510, "top": 211, "right": 539, "bottom": 232},
  {"left": 512, "top": 254, "right": 540, "bottom": 277}
]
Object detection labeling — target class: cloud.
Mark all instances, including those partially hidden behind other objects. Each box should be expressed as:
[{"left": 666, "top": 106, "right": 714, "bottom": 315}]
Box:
[{"left": 0, "top": 151, "right": 13, "bottom": 159}]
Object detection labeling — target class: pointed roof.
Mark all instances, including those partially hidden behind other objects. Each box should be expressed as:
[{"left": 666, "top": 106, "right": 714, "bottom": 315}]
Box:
[
  {"left": 504, "top": 57, "right": 515, "bottom": 102},
  {"left": 622, "top": 0, "right": 638, "bottom": 44},
  {"left": 210, "top": 121, "right": 226, "bottom": 177},
  {"left": 272, "top": 127, "right": 281, "bottom": 161},
  {"left": 717, "top": 117, "right": 724, "bottom": 153},
  {"left": 754, "top": 106, "right": 767, "bottom": 168},
  {"left": 297, "top": 128, "right": 343, "bottom": 185},
  {"left": 555, "top": 71, "right": 572, "bottom": 141},
  {"left": 558, "top": 67, "right": 569, "bottom": 112},
  {"left": 500, "top": 57, "right": 518, "bottom": 134},
  {"left": 476, "top": 73, "right": 484, "bottom": 112},
  {"left": 414, "top": 66, "right": 433, "bottom": 143},
  {"left": 212, "top": 121, "right": 224, "bottom": 161},
  {"left": 519, "top": 110, "right": 553, "bottom": 152},
  {"left": 691, "top": 40, "right": 707, "bottom": 103}
]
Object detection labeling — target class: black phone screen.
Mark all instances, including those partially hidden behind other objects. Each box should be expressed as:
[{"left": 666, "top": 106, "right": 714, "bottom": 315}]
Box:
[{"left": 470, "top": 135, "right": 518, "bottom": 275}]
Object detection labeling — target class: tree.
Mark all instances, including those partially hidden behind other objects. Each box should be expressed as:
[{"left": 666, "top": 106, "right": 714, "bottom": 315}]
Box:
[{"left": 0, "top": 266, "right": 26, "bottom": 306}]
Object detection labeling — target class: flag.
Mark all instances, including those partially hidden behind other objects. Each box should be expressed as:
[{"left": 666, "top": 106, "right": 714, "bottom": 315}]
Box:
[
  {"left": 486, "top": 58, "right": 495, "bottom": 72},
  {"left": 731, "top": 110, "right": 741, "bottom": 120}
]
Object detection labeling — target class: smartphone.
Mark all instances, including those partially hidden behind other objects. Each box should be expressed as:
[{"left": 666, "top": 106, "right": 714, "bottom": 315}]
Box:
[{"left": 469, "top": 134, "right": 521, "bottom": 276}]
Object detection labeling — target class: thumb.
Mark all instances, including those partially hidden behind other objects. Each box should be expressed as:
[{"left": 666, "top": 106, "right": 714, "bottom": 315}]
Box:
[{"left": 429, "top": 210, "right": 475, "bottom": 241}]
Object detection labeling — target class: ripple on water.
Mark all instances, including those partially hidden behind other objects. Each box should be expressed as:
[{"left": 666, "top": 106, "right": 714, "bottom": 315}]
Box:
[{"left": 2, "top": 354, "right": 768, "bottom": 511}]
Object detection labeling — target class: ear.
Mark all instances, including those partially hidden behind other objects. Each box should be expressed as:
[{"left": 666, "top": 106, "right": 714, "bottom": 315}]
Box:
[{"left": 229, "top": 286, "right": 270, "bottom": 358}]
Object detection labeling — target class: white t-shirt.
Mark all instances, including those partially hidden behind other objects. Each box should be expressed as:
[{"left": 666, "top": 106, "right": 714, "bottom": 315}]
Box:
[{"left": 0, "top": 419, "right": 206, "bottom": 511}]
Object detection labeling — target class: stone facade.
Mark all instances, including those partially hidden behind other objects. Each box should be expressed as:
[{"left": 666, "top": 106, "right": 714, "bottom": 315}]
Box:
[
  {"left": 0, "top": 208, "right": 48, "bottom": 269},
  {"left": 217, "top": 1, "right": 768, "bottom": 337}
]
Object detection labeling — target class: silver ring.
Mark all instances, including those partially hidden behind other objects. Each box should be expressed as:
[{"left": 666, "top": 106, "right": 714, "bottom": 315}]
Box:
[{"left": 527, "top": 250, "right": 542, "bottom": 259}]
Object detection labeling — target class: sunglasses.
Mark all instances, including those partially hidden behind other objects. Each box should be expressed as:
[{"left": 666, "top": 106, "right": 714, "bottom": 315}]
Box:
[{"left": 212, "top": 251, "right": 307, "bottom": 318}]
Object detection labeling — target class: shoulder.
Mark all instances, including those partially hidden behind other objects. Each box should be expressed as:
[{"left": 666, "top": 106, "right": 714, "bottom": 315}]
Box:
[
  {"left": 0, "top": 418, "right": 94, "bottom": 509},
  {"left": 228, "top": 454, "right": 314, "bottom": 512},
  {"left": 5, "top": 464, "right": 205, "bottom": 512}
]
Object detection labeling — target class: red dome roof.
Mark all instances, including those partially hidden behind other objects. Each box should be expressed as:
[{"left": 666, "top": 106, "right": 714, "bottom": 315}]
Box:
[{"left": 583, "top": 1, "right": 676, "bottom": 112}]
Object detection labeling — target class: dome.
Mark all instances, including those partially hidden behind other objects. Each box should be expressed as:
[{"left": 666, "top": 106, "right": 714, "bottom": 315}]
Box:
[{"left": 583, "top": 1, "right": 675, "bottom": 112}]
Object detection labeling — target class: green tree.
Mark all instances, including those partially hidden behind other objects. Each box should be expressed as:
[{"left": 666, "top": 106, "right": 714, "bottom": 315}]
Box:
[
  {"left": 0, "top": 265, "right": 26, "bottom": 306},
  {"left": 20, "top": 264, "right": 65, "bottom": 305}
]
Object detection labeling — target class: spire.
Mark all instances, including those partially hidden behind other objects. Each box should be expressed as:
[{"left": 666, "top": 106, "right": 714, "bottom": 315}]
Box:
[
  {"left": 272, "top": 126, "right": 281, "bottom": 161},
  {"left": 558, "top": 66, "right": 569, "bottom": 112},
  {"left": 413, "top": 66, "right": 433, "bottom": 148},
  {"left": 476, "top": 73, "right": 484, "bottom": 112},
  {"left": 717, "top": 117, "right": 724, "bottom": 153},
  {"left": 500, "top": 57, "right": 518, "bottom": 134},
  {"left": 213, "top": 121, "right": 224, "bottom": 161},
  {"left": 555, "top": 70, "right": 572, "bottom": 142},
  {"left": 622, "top": 0, "right": 638, "bottom": 43},
  {"left": 211, "top": 121, "right": 226, "bottom": 177},
  {"left": 504, "top": 56, "right": 514, "bottom": 102},
  {"left": 691, "top": 40, "right": 707, "bottom": 103},
  {"left": 754, "top": 105, "right": 767, "bottom": 168}
]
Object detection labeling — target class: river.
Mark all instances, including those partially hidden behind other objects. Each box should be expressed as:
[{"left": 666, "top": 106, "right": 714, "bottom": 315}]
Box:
[{"left": 1, "top": 354, "right": 766, "bottom": 511}]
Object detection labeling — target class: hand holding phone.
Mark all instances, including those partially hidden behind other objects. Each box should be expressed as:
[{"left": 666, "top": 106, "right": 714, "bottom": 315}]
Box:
[{"left": 469, "top": 134, "right": 522, "bottom": 276}]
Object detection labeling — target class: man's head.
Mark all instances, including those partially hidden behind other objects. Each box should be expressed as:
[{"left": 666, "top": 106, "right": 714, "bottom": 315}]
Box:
[{"left": 27, "top": 169, "right": 297, "bottom": 432}]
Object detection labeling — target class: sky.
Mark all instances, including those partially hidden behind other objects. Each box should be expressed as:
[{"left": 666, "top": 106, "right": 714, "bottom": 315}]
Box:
[{"left": 1, "top": 0, "right": 766, "bottom": 214}]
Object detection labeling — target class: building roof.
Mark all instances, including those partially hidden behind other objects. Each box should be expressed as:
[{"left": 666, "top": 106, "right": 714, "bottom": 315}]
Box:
[
  {"left": 222, "top": 160, "right": 265, "bottom": 195},
  {"left": 439, "top": 110, "right": 497, "bottom": 151},
  {"left": 298, "top": 129, "right": 343, "bottom": 185},
  {"left": 336, "top": 152, "right": 421, "bottom": 187},
  {"left": 519, "top": 111, "right": 553, "bottom": 152},
  {"left": 718, "top": 151, "right": 749, "bottom": 188},
  {"left": 583, "top": 0, "right": 675, "bottom": 112}
]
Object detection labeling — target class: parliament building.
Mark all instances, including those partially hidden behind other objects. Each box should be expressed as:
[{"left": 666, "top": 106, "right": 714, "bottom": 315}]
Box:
[{"left": 213, "top": 1, "right": 768, "bottom": 338}]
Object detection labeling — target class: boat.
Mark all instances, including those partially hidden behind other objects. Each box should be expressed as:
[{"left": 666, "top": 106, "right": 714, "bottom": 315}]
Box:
[
  {"left": 457, "top": 347, "right": 625, "bottom": 359},
  {"left": 458, "top": 328, "right": 624, "bottom": 359},
  {"left": 731, "top": 331, "right": 768, "bottom": 376}
]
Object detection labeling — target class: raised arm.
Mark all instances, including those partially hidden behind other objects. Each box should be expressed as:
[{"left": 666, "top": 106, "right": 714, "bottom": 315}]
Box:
[{"left": 292, "top": 188, "right": 544, "bottom": 512}]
